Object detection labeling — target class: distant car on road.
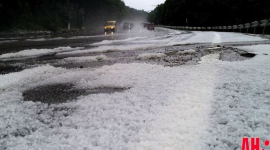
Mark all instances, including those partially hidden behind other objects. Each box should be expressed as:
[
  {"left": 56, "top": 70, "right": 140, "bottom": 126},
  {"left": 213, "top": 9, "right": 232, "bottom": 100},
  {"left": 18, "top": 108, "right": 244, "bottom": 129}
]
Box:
[
  {"left": 123, "top": 22, "right": 135, "bottom": 31},
  {"left": 123, "top": 22, "right": 131, "bottom": 30},
  {"left": 147, "top": 24, "right": 155, "bottom": 30},
  {"left": 130, "top": 23, "right": 135, "bottom": 29},
  {"left": 104, "top": 21, "right": 117, "bottom": 33},
  {"left": 142, "top": 23, "right": 149, "bottom": 28}
]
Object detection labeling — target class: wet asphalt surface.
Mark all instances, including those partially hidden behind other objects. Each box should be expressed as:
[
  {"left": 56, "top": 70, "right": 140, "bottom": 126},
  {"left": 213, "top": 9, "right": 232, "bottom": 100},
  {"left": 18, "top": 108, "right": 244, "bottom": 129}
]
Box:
[
  {"left": 1, "top": 27, "right": 270, "bottom": 103},
  {"left": 0, "top": 29, "right": 163, "bottom": 54}
]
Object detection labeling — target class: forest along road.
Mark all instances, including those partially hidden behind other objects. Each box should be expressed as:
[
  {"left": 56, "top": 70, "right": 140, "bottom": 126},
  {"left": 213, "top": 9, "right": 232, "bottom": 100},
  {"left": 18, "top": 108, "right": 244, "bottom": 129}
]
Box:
[{"left": 0, "top": 28, "right": 270, "bottom": 150}]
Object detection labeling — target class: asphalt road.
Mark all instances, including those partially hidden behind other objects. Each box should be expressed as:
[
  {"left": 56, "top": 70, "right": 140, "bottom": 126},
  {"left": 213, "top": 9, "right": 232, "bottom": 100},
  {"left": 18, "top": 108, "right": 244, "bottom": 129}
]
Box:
[
  {"left": 0, "top": 28, "right": 159, "bottom": 54},
  {"left": 0, "top": 27, "right": 269, "bottom": 76}
]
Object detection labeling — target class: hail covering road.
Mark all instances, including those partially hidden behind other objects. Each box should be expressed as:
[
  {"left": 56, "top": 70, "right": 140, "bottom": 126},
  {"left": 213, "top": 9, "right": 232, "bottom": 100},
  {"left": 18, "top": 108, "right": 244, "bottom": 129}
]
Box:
[{"left": 0, "top": 27, "right": 270, "bottom": 150}]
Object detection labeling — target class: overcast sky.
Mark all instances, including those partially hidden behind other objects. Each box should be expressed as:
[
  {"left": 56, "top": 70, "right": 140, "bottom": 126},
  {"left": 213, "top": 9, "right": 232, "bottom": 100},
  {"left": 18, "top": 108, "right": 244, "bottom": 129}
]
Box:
[{"left": 123, "top": 0, "right": 165, "bottom": 12}]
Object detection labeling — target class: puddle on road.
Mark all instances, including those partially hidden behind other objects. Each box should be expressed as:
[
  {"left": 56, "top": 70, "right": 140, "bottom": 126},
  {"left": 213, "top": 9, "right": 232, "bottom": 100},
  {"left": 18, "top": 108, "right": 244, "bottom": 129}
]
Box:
[
  {"left": 162, "top": 46, "right": 257, "bottom": 66},
  {"left": 23, "top": 84, "right": 129, "bottom": 104},
  {"left": 164, "top": 51, "right": 178, "bottom": 56},
  {"left": 219, "top": 50, "right": 256, "bottom": 62},
  {"left": 0, "top": 64, "right": 24, "bottom": 74},
  {"left": 84, "top": 87, "right": 129, "bottom": 94},
  {"left": 240, "top": 52, "right": 256, "bottom": 58},
  {"left": 173, "top": 44, "right": 193, "bottom": 46},
  {"left": 23, "top": 84, "right": 85, "bottom": 104}
]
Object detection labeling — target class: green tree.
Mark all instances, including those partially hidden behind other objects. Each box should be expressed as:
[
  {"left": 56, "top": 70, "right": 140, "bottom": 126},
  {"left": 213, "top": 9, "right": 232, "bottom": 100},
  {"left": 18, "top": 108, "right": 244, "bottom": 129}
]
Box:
[
  {"left": 0, "top": 0, "right": 148, "bottom": 31},
  {"left": 148, "top": 0, "right": 270, "bottom": 26}
]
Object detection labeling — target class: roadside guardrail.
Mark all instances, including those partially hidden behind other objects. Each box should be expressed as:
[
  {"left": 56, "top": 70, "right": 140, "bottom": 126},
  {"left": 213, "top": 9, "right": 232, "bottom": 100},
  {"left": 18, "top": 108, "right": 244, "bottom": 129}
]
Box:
[
  {"left": 156, "top": 18, "right": 270, "bottom": 35},
  {"left": 251, "top": 21, "right": 259, "bottom": 34},
  {"left": 244, "top": 23, "right": 250, "bottom": 33},
  {"left": 260, "top": 19, "right": 269, "bottom": 35}
]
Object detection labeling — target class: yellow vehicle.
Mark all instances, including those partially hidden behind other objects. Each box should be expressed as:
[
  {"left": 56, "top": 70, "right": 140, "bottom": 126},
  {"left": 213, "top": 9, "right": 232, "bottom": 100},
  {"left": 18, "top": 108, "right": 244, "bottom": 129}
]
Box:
[{"left": 104, "top": 21, "right": 117, "bottom": 33}]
